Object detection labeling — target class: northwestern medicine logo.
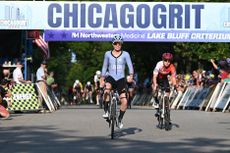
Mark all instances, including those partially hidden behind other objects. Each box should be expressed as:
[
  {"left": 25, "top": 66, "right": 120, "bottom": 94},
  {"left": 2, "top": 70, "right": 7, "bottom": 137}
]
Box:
[{"left": 0, "top": 5, "right": 28, "bottom": 28}]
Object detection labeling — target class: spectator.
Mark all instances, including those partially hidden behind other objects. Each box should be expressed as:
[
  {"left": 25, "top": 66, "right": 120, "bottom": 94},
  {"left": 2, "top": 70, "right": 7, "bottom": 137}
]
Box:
[
  {"left": 224, "top": 73, "right": 230, "bottom": 82},
  {"left": 13, "top": 61, "right": 31, "bottom": 84},
  {"left": 46, "top": 71, "right": 57, "bottom": 89},
  {"left": 0, "top": 79, "right": 11, "bottom": 119},
  {"left": 210, "top": 59, "right": 229, "bottom": 82},
  {"left": 36, "top": 60, "right": 47, "bottom": 108},
  {"left": 192, "top": 70, "right": 202, "bottom": 87}
]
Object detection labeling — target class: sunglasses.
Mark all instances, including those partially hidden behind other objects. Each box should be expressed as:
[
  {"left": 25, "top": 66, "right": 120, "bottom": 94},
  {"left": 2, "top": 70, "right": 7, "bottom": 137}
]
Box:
[
  {"left": 113, "top": 42, "right": 122, "bottom": 46},
  {"left": 163, "top": 59, "right": 171, "bottom": 63}
]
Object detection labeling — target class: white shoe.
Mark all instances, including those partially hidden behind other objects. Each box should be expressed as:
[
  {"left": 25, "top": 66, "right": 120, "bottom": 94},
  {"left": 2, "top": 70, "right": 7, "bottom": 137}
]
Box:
[
  {"left": 118, "top": 121, "right": 123, "bottom": 129},
  {"left": 102, "top": 112, "right": 109, "bottom": 118},
  {"left": 153, "top": 102, "right": 159, "bottom": 109}
]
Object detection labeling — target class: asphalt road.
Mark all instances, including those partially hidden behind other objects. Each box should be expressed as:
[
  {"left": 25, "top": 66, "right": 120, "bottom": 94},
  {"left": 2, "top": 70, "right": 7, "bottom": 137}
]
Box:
[{"left": 1, "top": 105, "right": 229, "bottom": 153}]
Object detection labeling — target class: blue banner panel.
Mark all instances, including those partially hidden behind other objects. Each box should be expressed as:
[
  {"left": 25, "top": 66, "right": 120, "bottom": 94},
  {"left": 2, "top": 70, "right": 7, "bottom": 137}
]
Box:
[{"left": 44, "top": 30, "right": 230, "bottom": 42}]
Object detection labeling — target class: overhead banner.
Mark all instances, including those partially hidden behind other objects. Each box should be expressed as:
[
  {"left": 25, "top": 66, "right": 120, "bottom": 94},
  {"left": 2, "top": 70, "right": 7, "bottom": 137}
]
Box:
[{"left": 0, "top": 1, "right": 230, "bottom": 42}]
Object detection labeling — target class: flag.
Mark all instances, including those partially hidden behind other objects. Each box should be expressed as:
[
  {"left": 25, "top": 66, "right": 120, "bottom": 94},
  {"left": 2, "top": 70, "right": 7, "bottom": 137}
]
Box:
[{"left": 34, "top": 35, "right": 50, "bottom": 59}]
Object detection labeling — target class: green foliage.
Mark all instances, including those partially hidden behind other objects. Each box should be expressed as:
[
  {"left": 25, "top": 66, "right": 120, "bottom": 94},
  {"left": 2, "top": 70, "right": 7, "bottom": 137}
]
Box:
[
  {"left": 47, "top": 41, "right": 111, "bottom": 90},
  {"left": 174, "top": 42, "right": 230, "bottom": 60}
]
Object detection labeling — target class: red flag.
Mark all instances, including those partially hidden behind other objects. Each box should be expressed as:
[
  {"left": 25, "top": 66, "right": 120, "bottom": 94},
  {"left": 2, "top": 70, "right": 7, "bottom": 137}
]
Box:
[{"left": 34, "top": 35, "right": 50, "bottom": 58}]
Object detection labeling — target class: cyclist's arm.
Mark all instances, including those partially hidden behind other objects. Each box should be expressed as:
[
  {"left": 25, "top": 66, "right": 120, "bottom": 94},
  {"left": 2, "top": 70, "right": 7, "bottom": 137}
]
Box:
[
  {"left": 152, "top": 73, "right": 158, "bottom": 91},
  {"left": 125, "top": 52, "right": 134, "bottom": 81},
  {"left": 170, "top": 65, "right": 177, "bottom": 87},
  {"left": 72, "top": 83, "right": 76, "bottom": 91},
  {"left": 152, "top": 62, "right": 161, "bottom": 90},
  {"left": 101, "top": 52, "right": 109, "bottom": 78},
  {"left": 100, "top": 76, "right": 105, "bottom": 88}
]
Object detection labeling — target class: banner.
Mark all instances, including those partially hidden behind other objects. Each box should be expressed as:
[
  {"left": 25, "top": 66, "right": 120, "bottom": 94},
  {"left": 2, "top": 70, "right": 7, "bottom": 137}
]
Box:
[{"left": 0, "top": 1, "right": 230, "bottom": 42}]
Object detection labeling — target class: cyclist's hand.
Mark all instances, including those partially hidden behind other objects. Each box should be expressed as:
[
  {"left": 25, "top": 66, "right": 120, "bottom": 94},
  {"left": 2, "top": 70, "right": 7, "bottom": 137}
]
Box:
[{"left": 127, "top": 75, "right": 133, "bottom": 83}]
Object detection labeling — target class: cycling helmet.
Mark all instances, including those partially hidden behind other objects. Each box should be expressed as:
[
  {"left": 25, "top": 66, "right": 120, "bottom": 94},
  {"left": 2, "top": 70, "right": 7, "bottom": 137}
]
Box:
[
  {"left": 162, "top": 52, "right": 173, "bottom": 61},
  {"left": 96, "top": 70, "right": 101, "bottom": 76},
  {"left": 75, "top": 80, "right": 79, "bottom": 84},
  {"left": 87, "top": 81, "right": 91, "bottom": 85},
  {"left": 112, "top": 34, "right": 123, "bottom": 44}
]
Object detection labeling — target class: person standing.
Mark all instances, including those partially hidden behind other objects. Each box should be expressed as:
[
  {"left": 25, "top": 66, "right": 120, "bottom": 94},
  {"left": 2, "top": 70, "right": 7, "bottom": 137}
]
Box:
[
  {"left": 36, "top": 60, "right": 47, "bottom": 107},
  {"left": 100, "top": 34, "right": 134, "bottom": 129}
]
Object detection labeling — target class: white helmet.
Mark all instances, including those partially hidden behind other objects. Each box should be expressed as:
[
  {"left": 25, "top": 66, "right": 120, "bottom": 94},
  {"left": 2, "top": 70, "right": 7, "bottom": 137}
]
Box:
[
  {"left": 75, "top": 80, "right": 79, "bottom": 84},
  {"left": 96, "top": 70, "right": 101, "bottom": 76},
  {"left": 87, "top": 81, "right": 91, "bottom": 85},
  {"left": 112, "top": 34, "right": 123, "bottom": 44}
]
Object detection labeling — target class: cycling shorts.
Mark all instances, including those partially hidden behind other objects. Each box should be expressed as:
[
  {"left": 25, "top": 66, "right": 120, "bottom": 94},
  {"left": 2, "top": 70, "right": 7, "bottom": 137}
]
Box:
[
  {"left": 157, "top": 78, "right": 170, "bottom": 92},
  {"left": 105, "top": 76, "right": 126, "bottom": 95}
]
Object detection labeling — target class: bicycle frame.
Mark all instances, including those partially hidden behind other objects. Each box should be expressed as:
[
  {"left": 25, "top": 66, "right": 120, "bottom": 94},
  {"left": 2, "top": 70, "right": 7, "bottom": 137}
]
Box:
[
  {"left": 157, "top": 87, "right": 171, "bottom": 130},
  {"left": 108, "top": 90, "right": 119, "bottom": 139}
]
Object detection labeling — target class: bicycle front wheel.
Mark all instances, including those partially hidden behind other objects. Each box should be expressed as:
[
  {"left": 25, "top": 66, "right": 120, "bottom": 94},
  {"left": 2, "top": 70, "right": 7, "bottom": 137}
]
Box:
[
  {"left": 164, "top": 98, "right": 171, "bottom": 131},
  {"left": 110, "top": 99, "right": 116, "bottom": 139}
]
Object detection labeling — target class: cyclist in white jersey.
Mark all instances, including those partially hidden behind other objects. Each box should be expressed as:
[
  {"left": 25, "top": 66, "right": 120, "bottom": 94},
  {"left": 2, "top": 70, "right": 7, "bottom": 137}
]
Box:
[
  {"left": 94, "top": 70, "right": 101, "bottom": 105},
  {"left": 100, "top": 34, "right": 134, "bottom": 129}
]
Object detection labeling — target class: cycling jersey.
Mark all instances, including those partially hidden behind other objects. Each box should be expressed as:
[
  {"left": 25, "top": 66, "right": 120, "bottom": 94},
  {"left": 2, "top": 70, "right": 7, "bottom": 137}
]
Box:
[
  {"left": 85, "top": 84, "right": 93, "bottom": 91},
  {"left": 73, "top": 82, "right": 83, "bottom": 92},
  {"left": 101, "top": 51, "right": 134, "bottom": 81},
  {"left": 153, "top": 61, "right": 176, "bottom": 79}
]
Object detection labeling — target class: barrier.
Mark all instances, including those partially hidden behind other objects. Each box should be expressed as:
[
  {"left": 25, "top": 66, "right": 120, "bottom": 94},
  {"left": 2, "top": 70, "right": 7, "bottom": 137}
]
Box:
[
  {"left": 213, "top": 83, "right": 230, "bottom": 112},
  {"left": 205, "top": 83, "right": 225, "bottom": 111},
  {"left": 176, "top": 86, "right": 196, "bottom": 109},
  {"left": 131, "top": 83, "right": 229, "bottom": 113},
  {"left": 35, "top": 83, "right": 55, "bottom": 112},
  {"left": 7, "top": 83, "right": 41, "bottom": 112}
]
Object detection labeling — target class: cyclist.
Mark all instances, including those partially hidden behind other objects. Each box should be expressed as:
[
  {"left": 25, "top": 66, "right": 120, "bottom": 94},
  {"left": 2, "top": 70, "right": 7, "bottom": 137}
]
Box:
[
  {"left": 152, "top": 53, "right": 177, "bottom": 121},
  {"left": 100, "top": 34, "right": 134, "bottom": 129},
  {"left": 72, "top": 80, "right": 83, "bottom": 104},
  {"left": 94, "top": 70, "right": 101, "bottom": 106},
  {"left": 84, "top": 81, "right": 94, "bottom": 104}
]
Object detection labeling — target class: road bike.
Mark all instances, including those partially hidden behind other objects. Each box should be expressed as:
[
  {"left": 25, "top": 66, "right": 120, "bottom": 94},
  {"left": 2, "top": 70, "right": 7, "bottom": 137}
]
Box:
[
  {"left": 155, "top": 86, "right": 171, "bottom": 131},
  {"left": 105, "top": 90, "right": 119, "bottom": 139},
  {"left": 73, "top": 90, "right": 82, "bottom": 105},
  {"left": 98, "top": 89, "right": 104, "bottom": 109}
]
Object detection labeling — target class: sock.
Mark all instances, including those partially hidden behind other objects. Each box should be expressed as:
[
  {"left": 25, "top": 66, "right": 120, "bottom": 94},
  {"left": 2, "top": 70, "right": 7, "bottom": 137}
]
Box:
[
  {"left": 118, "top": 110, "right": 125, "bottom": 122},
  {"left": 104, "top": 101, "right": 109, "bottom": 113}
]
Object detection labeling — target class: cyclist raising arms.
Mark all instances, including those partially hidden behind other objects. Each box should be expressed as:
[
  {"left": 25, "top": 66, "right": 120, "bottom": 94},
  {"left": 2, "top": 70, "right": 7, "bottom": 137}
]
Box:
[
  {"left": 152, "top": 53, "right": 177, "bottom": 118},
  {"left": 100, "top": 34, "right": 134, "bottom": 129}
]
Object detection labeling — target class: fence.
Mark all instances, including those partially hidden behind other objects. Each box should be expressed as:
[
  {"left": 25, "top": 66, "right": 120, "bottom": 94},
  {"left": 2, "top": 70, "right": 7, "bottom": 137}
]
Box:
[{"left": 132, "top": 83, "right": 230, "bottom": 113}]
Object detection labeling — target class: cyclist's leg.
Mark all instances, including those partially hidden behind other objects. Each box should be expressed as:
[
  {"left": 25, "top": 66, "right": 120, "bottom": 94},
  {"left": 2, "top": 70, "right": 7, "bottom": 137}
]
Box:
[
  {"left": 119, "top": 92, "right": 127, "bottom": 120},
  {"left": 89, "top": 90, "right": 93, "bottom": 103},
  {"left": 164, "top": 80, "right": 172, "bottom": 124},
  {"left": 117, "top": 78, "right": 127, "bottom": 128},
  {"left": 102, "top": 82, "right": 112, "bottom": 117}
]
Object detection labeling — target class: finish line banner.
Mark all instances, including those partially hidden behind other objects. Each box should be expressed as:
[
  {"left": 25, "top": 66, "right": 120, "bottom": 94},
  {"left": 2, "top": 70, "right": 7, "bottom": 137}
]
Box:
[{"left": 0, "top": 1, "right": 230, "bottom": 42}]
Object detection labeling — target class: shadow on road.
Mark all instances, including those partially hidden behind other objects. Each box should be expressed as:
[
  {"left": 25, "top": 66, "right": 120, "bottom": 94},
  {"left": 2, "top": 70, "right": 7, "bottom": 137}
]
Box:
[
  {"left": 115, "top": 127, "right": 142, "bottom": 138},
  {"left": 0, "top": 125, "right": 229, "bottom": 153}
]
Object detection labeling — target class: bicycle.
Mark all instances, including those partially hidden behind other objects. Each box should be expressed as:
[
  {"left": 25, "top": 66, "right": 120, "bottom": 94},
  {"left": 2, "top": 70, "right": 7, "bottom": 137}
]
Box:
[
  {"left": 98, "top": 89, "right": 104, "bottom": 109},
  {"left": 73, "top": 90, "right": 82, "bottom": 105},
  {"left": 155, "top": 86, "right": 171, "bottom": 131},
  {"left": 105, "top": 90, "right": 120, "bottom": 139}
]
